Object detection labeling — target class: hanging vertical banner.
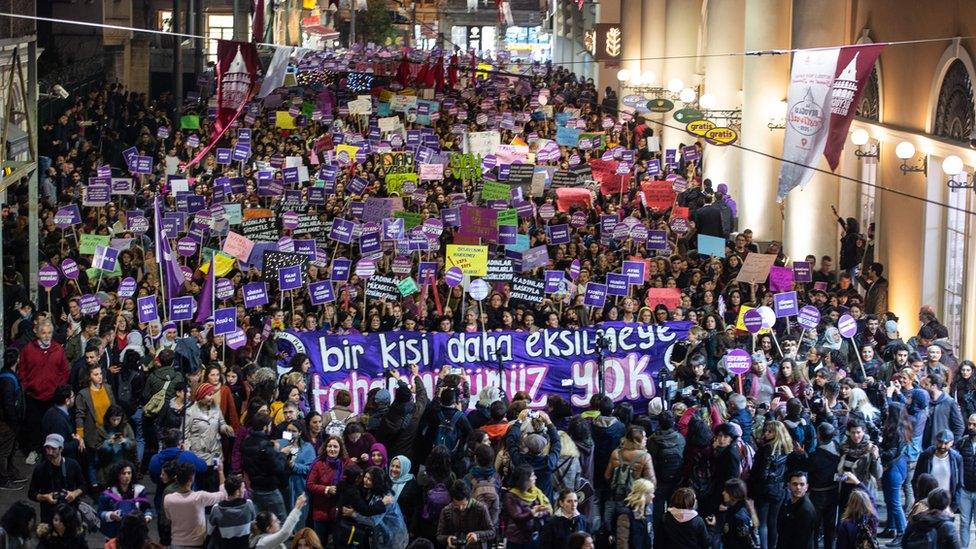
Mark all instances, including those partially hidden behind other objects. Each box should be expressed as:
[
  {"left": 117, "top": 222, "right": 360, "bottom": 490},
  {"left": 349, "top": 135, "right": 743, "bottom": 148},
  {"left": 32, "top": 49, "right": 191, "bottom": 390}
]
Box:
[
  {"left": 188, "top": 40, "right": 259, "bottom": 167},
  {"left": 776, "top": 48, "right": 840, "bottom": 201},
  {"left": 822, "top": 44, "right": 886, "bottom": 170},
  {"left": 592, "top": 24, "right": 623, "bottom": 62}
]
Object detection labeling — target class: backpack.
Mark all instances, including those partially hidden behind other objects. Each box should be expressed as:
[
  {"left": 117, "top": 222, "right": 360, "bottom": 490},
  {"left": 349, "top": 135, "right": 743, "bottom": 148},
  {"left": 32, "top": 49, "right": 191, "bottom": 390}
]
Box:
[
  {"left": 901, "top": 519, "right": 944, "bottom": 549},
  {"left": 470, "top": 477, "right": 500, "bottom": 527},
  {"left": 325, "top": 410, "right": 347, "bottom": 438},
  {"left": 422, "top": 480, "right": 451, "bottom": 521},
  {"left": 0, "top": 371, "right": 24, "bottom": 423},
  {"left": 143, "top": 380, "right": 171, "bottom": 416},
  {"left": 737, "top": 439, "right": 756, "bottom": 481},
  {"left": 855, "top": 517, "right": 880, "bottom": 549},
  {"left": 434, "top": 408, "right": 461, "bottom": 452},
  {"left": 609, "top": 450, "right": 646, "bottom": 501}
]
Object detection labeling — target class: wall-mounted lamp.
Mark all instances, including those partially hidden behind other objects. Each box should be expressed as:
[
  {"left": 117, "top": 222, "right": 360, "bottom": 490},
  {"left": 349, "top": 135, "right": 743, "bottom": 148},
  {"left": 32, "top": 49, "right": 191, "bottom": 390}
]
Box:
[
  {"left": 895, "top": 141, "right": 927, "bottom": 174},
  {"left": 850, "top": 129, "right": 879, "bottom": 159},
  {"left": 941, "top": 154, "right": 975, "bottom": 190}
]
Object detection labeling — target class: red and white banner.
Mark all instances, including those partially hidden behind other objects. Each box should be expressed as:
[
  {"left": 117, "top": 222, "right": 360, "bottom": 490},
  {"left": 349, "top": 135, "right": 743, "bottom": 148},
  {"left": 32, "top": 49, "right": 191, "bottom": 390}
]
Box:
[
  {"left": 823, "top": 44, "right": 886, "bottom": 170},
  {"left": 188, "top": 40, "right": 259, "bottom": 168},
  {"left": 778, "top": 44, "right": 885, "bottom": 200}
]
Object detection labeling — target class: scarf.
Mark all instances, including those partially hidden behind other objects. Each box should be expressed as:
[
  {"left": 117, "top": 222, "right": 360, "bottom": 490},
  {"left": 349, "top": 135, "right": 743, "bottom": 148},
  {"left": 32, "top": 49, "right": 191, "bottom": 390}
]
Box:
[
  {"left": 509, "top": 485, "right": 551, "bottom": 510},
  {"left": 841, "top": 438, "right": 871, "bottom": 461},
  {"left": 390, "top": 455, "right": 414, "bottom": 500},
  {"left": 324, "top": 456, "right": 343, "bottom": 486}
]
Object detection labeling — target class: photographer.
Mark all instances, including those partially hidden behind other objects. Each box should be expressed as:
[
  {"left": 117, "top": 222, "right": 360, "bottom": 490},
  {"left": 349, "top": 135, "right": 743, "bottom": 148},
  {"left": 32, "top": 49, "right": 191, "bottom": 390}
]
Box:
[{"left": 28, "top": 434, "right": 86, "bottom": 523}]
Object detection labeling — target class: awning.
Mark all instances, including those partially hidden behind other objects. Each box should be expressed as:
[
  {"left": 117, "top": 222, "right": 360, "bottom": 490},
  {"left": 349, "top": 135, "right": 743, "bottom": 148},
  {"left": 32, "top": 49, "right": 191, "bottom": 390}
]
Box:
[{"left": 303, "top": 25, "right": 340, "bottom": 40}]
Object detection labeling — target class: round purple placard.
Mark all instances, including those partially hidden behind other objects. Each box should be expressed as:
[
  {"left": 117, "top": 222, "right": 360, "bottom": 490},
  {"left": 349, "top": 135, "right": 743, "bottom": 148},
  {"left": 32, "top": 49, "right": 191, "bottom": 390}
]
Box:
[
  {"left": 797, "top": 305, "right": 821, "bottom": 330},
  {"left": 670, "top": 217, "right": 689, "bottom": 234},
  {"left": 569, "top": 259, "right": 581, "bottom": 280},
  {"left": 743, "top": 309, "right": 764, "bottom": 334},
  {"left": 79, "top": 294, "right": 100, "bottom": 316},
  {"left": 355, "top": 258, "right": 376, "bottom": 278},
  {"left": 539, "top": 204, "right": 556, "bottom": 220},
  {"left": 469, "top": 279, "right": 490, "bottom": 301},
  {"left": 216, "top": 278, "right": 235, "bottom": 300},
  {"left": 129, "top": 217, "right": 150, "bottom": 235},
  {"left": 177, "top": 238, "right": 197, "bottom": 257},
  {"left": 837, "top": 314, "right": 858, "bottom": 339},
  {"left": 392, "top": 256, "right": 413, "bottom": 275},
  {"left": 60, "top": 258, "right": 80, "bottom": 280},
  {"left": 39, "top": 265, "right": 60, "bottom": 289},
  {"left": 423, "top": 217, "right": 443, "bottom": 237},
  {"left": 570, "top": 211, "right": 587, "bottom": 228},
  {"left": 444, "top": 266, "right": 464, "bottom": 287},
  {"left": 226, "top": 328, "right": 247, "bottom": 350},
  {"left": 118, "top": 277, "right": 137, "bottom": 298},
  {"left": 282, "top": 211, "right": 299, "bottom": 230},
  {"left": 725, "top": 348, "right": 752, "bottom": 375},
  {"left": 277, "top": 236, "right": 295, "bottom": 252}
]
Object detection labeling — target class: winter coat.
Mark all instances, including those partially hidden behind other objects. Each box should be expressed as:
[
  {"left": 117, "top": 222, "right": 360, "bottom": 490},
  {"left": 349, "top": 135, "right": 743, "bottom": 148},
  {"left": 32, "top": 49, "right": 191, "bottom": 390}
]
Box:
[
  {"left": 776, "top": 495, "right": 816, "bottom": 549},
  {"left": 241, "top": 430, "right": 287, "bottom": 492},
  {"left": 374, "top": 377, "right": 429, "bottom": 460},
  {"left": 902, "top": 509, "right": 962, "bottom": 549},
  {"left": 728, "top": 408, "right": 754, "bottom": 446},
  {"left": 749, "top": 444, "right": 787, "bottom": 501},
  {"left": 539, "top": 511, "right": 588, "bottom": 548},
  {"left": 75, "top": 384, "right": 117, "bottom": 451},
  {"left": 18, "top": 339, "right": 69, "bottom": 401},
  {"left": 505, "top": 422, "right": 562, "bottom": 501},
  {"left": 958, "top": 433, "right": 976, "bottom": 491},
  {"left": 306, "top": 457, "right": 346, "bottom": 522},
  {"left": 590, "top": 415, "right": 625, "bottom": 490},
  {"left": 913, "top": 446, "right": 964, "bottom": 504},
  {"left": 721, "top": 501, "right": 757, "bottom": 549},
  {"left": 647, "top": 427, "right": 685, "bottom": 485},
  {"left": 353, "top": 494, "right": 409, "bottom": 549},
  {"left": 552, "top": 431, "right": 582, "bottom": 495},
  {"left": 0, "top": 370, "right": 24, "bottom": 424},
  {"left": 503, "top": 491, "right": 549, "bottom": 544},
  {"left": 141, "top": 363, "right": 184, "bottom": 412},
  {"left": 660, "top": 508, "right": 710, "bottom": 548},
  {"left": 435, "top": 499, "right": 496, "bottom": 549},
  {"left": 922, "top": 392, "right": 965, "bottom": 448},
  {"left": 614, "top": 505, "right": 653, "bottom": 549}
]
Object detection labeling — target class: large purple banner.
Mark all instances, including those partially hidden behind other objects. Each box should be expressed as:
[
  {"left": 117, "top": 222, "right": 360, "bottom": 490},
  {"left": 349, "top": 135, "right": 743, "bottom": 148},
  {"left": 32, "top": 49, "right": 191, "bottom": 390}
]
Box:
[{"left": 277, "top": 321, "right": 689, "bottom": 414}]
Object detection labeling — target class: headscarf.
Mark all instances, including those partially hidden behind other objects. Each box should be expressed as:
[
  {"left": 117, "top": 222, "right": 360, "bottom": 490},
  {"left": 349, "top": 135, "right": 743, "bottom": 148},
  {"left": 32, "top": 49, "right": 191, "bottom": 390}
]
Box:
[
  {"left": 369, "top": 442, "right": 388, "bottom": 469},
  {"left": 389, "top": 455, "right": 414, "bottom": 500},
  {"left": 822, "top": 327, "right": 842, "bottom": 350}
]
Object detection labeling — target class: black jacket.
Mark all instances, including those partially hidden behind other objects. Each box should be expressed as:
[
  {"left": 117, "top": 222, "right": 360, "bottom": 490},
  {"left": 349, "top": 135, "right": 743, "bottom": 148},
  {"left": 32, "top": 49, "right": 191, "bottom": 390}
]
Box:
[
  {"left": 241, "top": 430, "right": 287, "bottom": 492},
  {"left": 659, "top": 510, "right": 710, "bottom": 548},
  {"left": 0, "top": 370, "right": 24, "bottom": 424},
  {"left": 539, "top": 512, "right": 588, "bottom": 548},
  {"left": 913, "top": 447, "right": 964, "bottom": 505},
  {"left": 705, "top": 444, "right": 741, "bottom": 514},
  {"left": 902, "top": 509, "right": 962, "bottom": 549},
  {"left": 647, "top": 427, "right": 685, "bottom": 485},
  {"left": 958, "top": 434, "right": 976, "bottom": 491},
  {"left": 27, "top": 457, "right": 86, "bottom": 522},
  {"left": 721, "top": 501, "right": 757, "bottom": 549},
  {"left": 374, "top": 377, "right": 429, "bottom": 460},
  {"left": 40, "top": 406, "right": 80, "bottom": 458},
  {"left": 776, "top": 495, "right": 816, "bottom": 549},
  {"left": 749, "top": 444, "right": 787, "bottom": 501}
]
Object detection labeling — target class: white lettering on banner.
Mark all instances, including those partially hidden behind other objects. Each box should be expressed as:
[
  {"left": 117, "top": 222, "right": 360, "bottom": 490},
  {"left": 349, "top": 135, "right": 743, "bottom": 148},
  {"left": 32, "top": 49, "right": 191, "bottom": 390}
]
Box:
[{"left": 378, "top": 332, "right": 432, "bottom": 370}]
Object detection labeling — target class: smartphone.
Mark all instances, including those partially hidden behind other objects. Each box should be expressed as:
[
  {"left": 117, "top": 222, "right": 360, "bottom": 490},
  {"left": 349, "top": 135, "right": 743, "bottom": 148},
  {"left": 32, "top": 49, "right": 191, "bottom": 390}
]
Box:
[
  {"left": 834, "top": 473, "right": 848, "bottom": 482},
  {"left": 710, "top": 382, "right": 725, "bottom": 390}
]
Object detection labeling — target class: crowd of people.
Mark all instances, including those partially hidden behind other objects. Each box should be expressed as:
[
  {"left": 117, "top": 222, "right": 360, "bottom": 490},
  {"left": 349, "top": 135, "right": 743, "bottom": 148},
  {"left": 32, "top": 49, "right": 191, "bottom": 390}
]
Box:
[{"left": 0, "top": 42, "right": 971, "bottom": 549}]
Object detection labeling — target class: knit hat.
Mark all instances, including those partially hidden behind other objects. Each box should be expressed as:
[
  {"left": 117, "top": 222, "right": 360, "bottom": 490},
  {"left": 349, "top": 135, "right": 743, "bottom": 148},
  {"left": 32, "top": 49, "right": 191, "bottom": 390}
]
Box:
[
  {"left": 162, "top": 321, "right": 177, "bottom": 333},
  {"left": 195, "top": 382, "right": 217, "bottom": 401},
  {"left": 523, "top": 433, "right": 547, "bottom": 455},
  {"left": 375, "top": 389, "right": 392, "bottom": 406},
  {"left": 647, "top": 397, "right": 664, "bottom": 417},
  {"left": 716, "top": 183, "right": 728, "bottom": 194}
]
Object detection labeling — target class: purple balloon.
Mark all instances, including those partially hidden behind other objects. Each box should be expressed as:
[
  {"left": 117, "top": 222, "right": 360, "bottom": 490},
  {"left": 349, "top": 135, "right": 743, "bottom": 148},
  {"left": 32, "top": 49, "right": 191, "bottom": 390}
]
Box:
[
  {"left": 39, "top": 265, "right": 60, "bottom": 289},
  {"left": 797, "top": 305, "right": 821, "bottom": 330},
  {"left": 60, "top": 258, "right": 80, "bottom": 280},
  {"left": 444, "top": 267, "right": 464, "bottom": 287},
  {"left": 725, "top": 348, "right": 752, "bottom": 375},
  {"left": 837, "top": 314, "right": 858, "bottom": 339},
  {"left": 743, "top": 309, "right": 764, "bottom": 334}
]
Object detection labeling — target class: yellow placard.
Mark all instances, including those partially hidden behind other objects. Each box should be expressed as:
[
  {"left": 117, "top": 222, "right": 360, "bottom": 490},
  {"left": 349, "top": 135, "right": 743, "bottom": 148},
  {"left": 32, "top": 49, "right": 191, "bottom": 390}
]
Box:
[
  {"left": 446, "top": 244, "right": 488, "bottom": 277},
  {"left": 385, "top": 172, "right": 419, "bottom": 195},
  {"left": 200, "top": 252, "right": 236, "bottom": 277},
  {"left": 686, "top": 119, "right": 716, "bottom": 137},
  {"left": 335, "top": 144, "right": 360, "bottom": 164},
  {"left": 734, "top": 305, "right": 771, "bottom": 334},
  {"left": 275, "top": 111, "right": 296, "bottom": 129}
]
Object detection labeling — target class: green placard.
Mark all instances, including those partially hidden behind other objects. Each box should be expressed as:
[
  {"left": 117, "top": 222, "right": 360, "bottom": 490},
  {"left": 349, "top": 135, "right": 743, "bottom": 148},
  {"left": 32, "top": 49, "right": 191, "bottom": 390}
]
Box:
[
  {"left": 385, "top": 173, "right": 419, "bottom": 195},
  {"left": 393, "top": 211, "right": 422, "bottom": 229},
  {"left": 79, "top": 233, "right": 111, "bottom": 255},
  {"left": 85, "top": 261, "right": 122, "bottom": 280},
  {"left": 481, "top": 181, "right": 511, "bottom": 201},
  {"left": 580, "top": 132, "right": 606, "bottom": 150},
  {"left": 497, "top": 208, "right": 518, "bottom": 227},
  {"left": 397, "top": 277, "right": 419, "bottom": 296},
  {"left": 180, "top": 115, "right": 201, "bottom": 129},
  {"left": 302, "top": 101, "right": 315, "bottom": 117}
]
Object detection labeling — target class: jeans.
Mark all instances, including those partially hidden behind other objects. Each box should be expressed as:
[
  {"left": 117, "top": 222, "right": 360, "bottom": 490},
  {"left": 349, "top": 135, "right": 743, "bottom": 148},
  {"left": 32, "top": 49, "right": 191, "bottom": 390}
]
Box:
[
  {"left": 882, "top": 458, "right": 908, "bottom": 534},
  {"left": 958, "top": 489, "right": 976, "bottom": 547},
  {"left": 131, "top": 407, "right": 145, "bottom": 465},
  {"left": 903, "top": 460, "right": 917, "bottom": 513},
  {"left": 756, "top": 493, "right": 784, "bottom": 549},
  {"left": 252, "top": 488, "right": 287, "bottom": 522},
  {"left": 810, "top": 489, "right": 838, "bottom": 549}
]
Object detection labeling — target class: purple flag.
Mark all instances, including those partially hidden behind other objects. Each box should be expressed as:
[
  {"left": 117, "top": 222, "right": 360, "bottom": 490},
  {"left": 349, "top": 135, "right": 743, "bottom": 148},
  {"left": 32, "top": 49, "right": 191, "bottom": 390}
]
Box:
[{"left": 154, "top": 196, "right": 185, "bottom": 303}]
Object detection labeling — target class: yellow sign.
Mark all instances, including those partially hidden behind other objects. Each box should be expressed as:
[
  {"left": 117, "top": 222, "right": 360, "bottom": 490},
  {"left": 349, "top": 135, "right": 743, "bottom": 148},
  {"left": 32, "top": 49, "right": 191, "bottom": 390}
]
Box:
[
  {"left": 446, "top": 244, "right": 488, "bottom": 276},
  {"left": 335, "top": 144, "right": 360, "bottom": 164},
  {"left": 686, "top": 119, "right": 717, "bottom": 137},
  {"left": 385, "top": 172, "right": 419, "bottom": 195},
  {"left": 705, "top": 127, "right": 739, "bottom": 146},
  {"left": 200, "top": 252, "right": 236, "bottom": 277},
  {"left": 734, "top": 305, "right": 771, "bottom": 334},
  {"left": 275, "top": 111, "right": 296, "bottom": 129}
]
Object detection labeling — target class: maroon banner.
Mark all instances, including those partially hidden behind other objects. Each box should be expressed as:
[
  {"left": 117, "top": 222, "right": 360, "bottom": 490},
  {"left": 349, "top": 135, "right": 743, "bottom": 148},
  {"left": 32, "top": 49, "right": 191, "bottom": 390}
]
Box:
[
  {"left": 188, "top": 40, "right": 259, "bottom": 168},
  {"left": 823, "top": 44, "right": 885, "bottom": 171}
]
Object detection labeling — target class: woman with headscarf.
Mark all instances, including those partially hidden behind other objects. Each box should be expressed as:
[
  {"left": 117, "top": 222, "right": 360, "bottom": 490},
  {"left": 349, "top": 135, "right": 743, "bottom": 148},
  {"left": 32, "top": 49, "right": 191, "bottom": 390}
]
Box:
[
  {"left": 368, "top": 442, "right": 388, "bottom": 470},
  {"left": 389, "top": 454, "right": 421, "bottom": 533}
]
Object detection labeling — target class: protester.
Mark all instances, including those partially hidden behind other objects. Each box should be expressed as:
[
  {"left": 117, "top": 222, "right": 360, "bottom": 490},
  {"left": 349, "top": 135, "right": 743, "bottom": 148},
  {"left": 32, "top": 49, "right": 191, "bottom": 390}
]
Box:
[
  {"left": 96, "top": 460, "right": 153, "bottom": 539},
  {"left": 436, "top": 480, "right": 495, "bottom": 549},
  {"left": 835, "top": 489, "right": 878, "bottom": 549},
  {"left": 162, "top": 460, "right": 227, "bottom": 548},
  {"left": 658, "top": 487, "right": 710, "bottom": 548},
  {"left": 27, "top": 434, "right": 86, "bottom": 523},
  {"left": 208, "top": 474, "right": 256, "bottom": 549},
  {"left": 902, "top": 487, "right": 962, "bottom": 548}
]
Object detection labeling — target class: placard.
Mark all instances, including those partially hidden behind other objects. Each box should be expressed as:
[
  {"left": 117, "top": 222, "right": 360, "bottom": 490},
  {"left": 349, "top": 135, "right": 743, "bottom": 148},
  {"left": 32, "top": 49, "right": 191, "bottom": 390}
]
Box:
[
  {"left": 509, "top": 276, "right": 545, "bottom": 304},
  {"left": 735, "top": 253, "right": 778, "bottom": 284}
]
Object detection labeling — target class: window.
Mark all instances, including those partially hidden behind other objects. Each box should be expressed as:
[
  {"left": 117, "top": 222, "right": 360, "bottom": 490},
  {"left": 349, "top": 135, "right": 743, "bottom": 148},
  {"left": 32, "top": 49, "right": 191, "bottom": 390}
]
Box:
[
  {"left": 859, "top": 147, "right": 877, "bottom": 229},
  {"left": 206, "top": 15, "right": 236, "bottom": 65},
  {"left": 944, "top": 177, "right": 969, "bottom": 352},
  {"left": 159, "top": 10, "right": 173, "bottom": 32}
]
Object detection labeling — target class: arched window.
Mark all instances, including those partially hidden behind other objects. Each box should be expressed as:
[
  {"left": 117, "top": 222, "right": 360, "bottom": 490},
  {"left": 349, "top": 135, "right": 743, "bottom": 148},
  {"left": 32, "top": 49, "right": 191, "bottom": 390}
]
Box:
[
  {"left": 933, "top": 59, "right": 975, "bottom": 141},
  {"left": 855, "top": 65, "right": 880, "bottom": 121}
]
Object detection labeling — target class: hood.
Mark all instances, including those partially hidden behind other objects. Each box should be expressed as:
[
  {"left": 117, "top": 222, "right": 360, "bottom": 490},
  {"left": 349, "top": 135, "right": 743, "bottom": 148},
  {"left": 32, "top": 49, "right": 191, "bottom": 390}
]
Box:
[
  {"left": 483, "top": 422, "right": 510, "bottom": 441},
  {"left": 558, "top": 431, "right": 580, "bottom": 458},
  {"left": 669, "top": 508, "right": 699, "bottom": 523},
  {"left": 592, "top": 415, "right": 621, "bottom": 429}
]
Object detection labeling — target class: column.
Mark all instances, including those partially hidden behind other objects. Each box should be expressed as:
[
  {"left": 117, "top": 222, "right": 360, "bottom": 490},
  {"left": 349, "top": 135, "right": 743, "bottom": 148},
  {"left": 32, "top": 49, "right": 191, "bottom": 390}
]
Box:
[
  {"left": 702, "top": 0, "right": 744, "bottom": 189},
  {"left": 594, "top": 0, "right": 621, "bottom": 96},
  {"left": 783, "top": 0, "right": 848, "bottom": 260},
  {"left": 661, "top": 0, "right": 701, "bottom": 150},
  {"left": 738, "top": 0, "right": 790, "bottom": 242},
  {"left": 640, "top": 0, "right": 666, "bottom": 144},
  {"left": 619, "top": 0, "right": 642, "bottom": 91}
]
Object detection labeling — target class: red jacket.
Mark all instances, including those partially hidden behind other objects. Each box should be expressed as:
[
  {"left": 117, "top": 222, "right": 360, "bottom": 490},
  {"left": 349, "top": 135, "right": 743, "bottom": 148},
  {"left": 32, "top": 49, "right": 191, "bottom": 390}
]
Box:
[
  {"left": 306, "top": 457, "right": 348, "bottom": 522},
  {"left": 18, "top": 340, "right": 69, "bottom": 401}
]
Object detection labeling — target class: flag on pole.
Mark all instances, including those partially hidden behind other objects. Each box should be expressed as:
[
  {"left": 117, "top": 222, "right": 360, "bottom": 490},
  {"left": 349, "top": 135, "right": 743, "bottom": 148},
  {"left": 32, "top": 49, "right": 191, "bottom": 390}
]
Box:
[
  {"left": 93, "top": 245, "right": 119, "bottom": 272},
  {"left": 154, "top": 196, "right": 185, "bottom": 299},
  {"left": 195, "top": 256, "right": 216, "bottom": 325},
  {"left": 823, "top": 45, "right": 886, "bottom": 170}
]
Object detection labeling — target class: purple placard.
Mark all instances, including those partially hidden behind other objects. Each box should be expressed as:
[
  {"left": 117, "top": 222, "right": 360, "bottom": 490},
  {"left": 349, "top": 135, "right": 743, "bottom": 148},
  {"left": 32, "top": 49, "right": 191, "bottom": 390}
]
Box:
[
  {"left": 772, "top": 291, "right": 799, "bottom": 318},
  {"left": 39, "top": 265, "right": 59, "bottom": 289},
  {"left": 61, "top": 258, "right": 80, "bottom": 280},
  {"left": 84, "top": 184, "right": 111, "bottom": 207},
  {"left": 681, "top": 145, "right": 700, "bottom": 161},
  {"left": 548, "top": 224, "right": 571, "bottom": 245},
  {"left": 118, "top": 277, "right": 137, "bottom": 298},
  {"left": 743, "top": 309, "right": 764, "bottom": 334},
  {"left": 418, "top": 261, "right": 438, "bottom": 284},
  {"left": 725, "top": 348, "right": 752, "bottom": 375},
  {"left": 79, "top": 294, "right": 100, "bottom": 316},
  {"left": 792, "top": 261, "right": 813, "bottom": 283},
  {"left": 137, "top": 295, "right": 159, "bottom": 323},
  {"left": 216, "top": 148, "right": 232, "bottom": 165},
  {"left": 583, "top": 283, "right": 608, "bottom": 308},
  {"left": 360, "top": 232, "right": 381, "bottom": 255},
  {"left": 213, "top": 307, "right": 237, "bottom": 335},
  {"left": 330, "top": 218, "right": 354, "bottom": 244},
  {"left": 622, "top": 261, "right": 646, "bottom": 285},
  {"left": 355, "top": 258, "right": 376, "bottom": 278},
  {"left": 521, "top": 245, "right": 550, "bottom": 272},
  {"left": 441, "top": 207, "right": 460, "bottom": 227},
  {"left": 134, "top": 156, "right": 153, "bottom": 174},
  {"left": 647, "top": 230, "right": 668, "bottom": 250},
  {"left": 837, "top": 314, "right": 858, "bottom": 339},
  {"left": 444, "top": 266, "right": 464, "bottom": 287},
  {"left": 216, "top": 278, "right": 235, "bottom": 300},
  {"left": 278, "top": 264, "right": 304, "bottom": 291},
  {"left": 177, "top": 238, "right": 197, "bottom": 257},
  {"left": 55, "top": 205, "right": 82, "bottom": 229},
  {"left": 797, "top": 305, "right": 821, "bottom": 330},
  {"left": 232, "top": 143, "right": 251, "bottom": 162},
  {"left": 169, "top": 296, "right": 196, "bottom": 322},
  {"left": 607, "top": 273, "right": 630, "bottom": 296},
  {"left": 226, "top": 329, "right": 247, "bottom": 349},
  {"left": 331, "top": 258, "right": 351, "bottom": 282},
  {"left": 544, "top": 270, "right": 564, "bottom": 293},
  {"left": 309, "top": 280, "right": 335, "bottom": 305},
  {"left": 243, "top": 282, "right": 269, "bottom": 308}
]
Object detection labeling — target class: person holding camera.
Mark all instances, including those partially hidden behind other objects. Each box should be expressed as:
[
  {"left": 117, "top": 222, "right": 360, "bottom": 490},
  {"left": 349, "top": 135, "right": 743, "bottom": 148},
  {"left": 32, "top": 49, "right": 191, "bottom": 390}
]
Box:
[
  {"left": 242, "top": 411, "right": 289, "bottom": 523},
  {"left": 28, "top": 433, "right": 86, "bottom": 523}
]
